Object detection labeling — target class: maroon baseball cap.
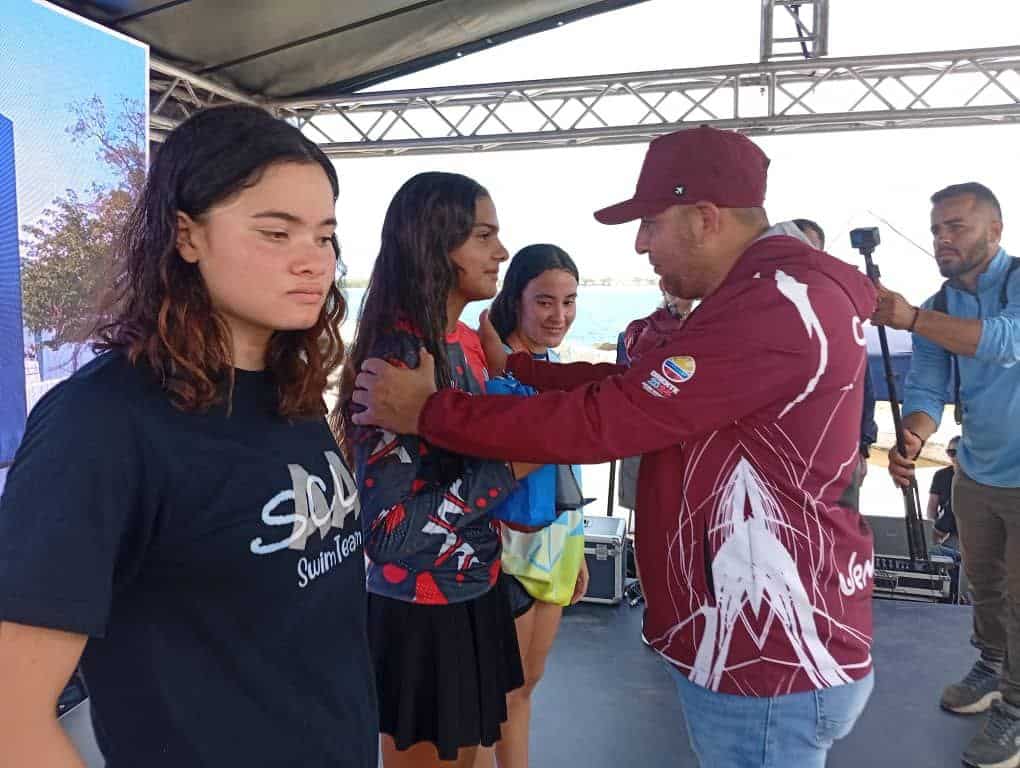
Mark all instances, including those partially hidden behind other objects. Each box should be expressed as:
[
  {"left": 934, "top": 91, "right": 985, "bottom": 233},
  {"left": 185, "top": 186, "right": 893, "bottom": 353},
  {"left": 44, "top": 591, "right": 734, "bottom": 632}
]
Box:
[{"left": 594, "top": 126, "right": 770, "bottom": 224}]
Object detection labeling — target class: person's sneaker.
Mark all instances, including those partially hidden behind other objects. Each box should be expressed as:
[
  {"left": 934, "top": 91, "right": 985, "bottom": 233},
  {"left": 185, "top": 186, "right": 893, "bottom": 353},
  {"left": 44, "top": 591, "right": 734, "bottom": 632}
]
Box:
[
  {"left": 942, "top": 660, "right": 1004, "bottom": 714},
  {"left": 962, "top": 700, "right": 1020, "bottom": 768}
]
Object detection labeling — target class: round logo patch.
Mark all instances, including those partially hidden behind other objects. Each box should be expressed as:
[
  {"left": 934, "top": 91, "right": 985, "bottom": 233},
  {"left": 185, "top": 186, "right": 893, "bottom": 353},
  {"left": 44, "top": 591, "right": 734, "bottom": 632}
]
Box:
[{"left": 661, "top": 355, "right": 696, "bottom": 383}]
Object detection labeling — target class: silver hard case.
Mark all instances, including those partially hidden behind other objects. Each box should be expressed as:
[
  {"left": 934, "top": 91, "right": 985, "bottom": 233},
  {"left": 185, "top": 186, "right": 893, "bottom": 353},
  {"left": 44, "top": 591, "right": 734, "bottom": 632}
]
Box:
[{"left": 581, "top": 516, "right": 627, "bottom": 604}]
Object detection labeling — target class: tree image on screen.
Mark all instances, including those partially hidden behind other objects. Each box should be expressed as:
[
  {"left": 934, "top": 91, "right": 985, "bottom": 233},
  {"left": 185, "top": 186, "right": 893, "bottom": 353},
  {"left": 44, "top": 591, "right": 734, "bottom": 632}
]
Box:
[{"left": 19, "top": 96, "right": 144, "bottom": 373}]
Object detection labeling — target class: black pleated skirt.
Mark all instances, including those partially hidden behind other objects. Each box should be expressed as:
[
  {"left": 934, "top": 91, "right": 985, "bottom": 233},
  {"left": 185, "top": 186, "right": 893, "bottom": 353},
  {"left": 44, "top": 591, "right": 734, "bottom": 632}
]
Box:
[{"left": 368, "top": 574, "right": 525, "bottom": 760}]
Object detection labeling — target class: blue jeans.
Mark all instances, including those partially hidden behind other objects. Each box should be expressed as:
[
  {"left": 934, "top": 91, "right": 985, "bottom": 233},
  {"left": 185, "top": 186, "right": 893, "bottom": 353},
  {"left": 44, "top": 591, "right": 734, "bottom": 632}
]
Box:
[
  {"left": 665, "top": 664, "right": 874, "bottom": 767},
  {"left": 930, "top": 543, "right": 961, "bottom": 561}
]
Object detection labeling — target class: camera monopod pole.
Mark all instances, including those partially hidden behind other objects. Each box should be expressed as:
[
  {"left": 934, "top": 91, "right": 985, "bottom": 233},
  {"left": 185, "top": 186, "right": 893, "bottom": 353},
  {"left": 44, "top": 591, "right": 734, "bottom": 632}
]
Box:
[{"left": 856, "top": 241, "right": 929, "bottom": 563}]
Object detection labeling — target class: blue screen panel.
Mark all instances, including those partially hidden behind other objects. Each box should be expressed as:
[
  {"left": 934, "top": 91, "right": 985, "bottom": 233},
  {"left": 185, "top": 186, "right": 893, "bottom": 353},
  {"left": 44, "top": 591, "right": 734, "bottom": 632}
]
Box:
[{"left": 0, "top": 114, "right": 27, "bottom": 467}]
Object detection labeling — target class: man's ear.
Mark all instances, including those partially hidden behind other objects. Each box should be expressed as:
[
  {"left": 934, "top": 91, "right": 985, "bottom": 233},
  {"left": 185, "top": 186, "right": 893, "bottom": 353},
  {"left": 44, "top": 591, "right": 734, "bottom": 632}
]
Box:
[
  {"left": 989, "top": 217, "right": 1004, "bottom": 250},
  {"left": 692, "top": 201, "right": 722, "bottom": 238},
  {"left": 176, "top": 212, "right": 201, "bottom": 264}
]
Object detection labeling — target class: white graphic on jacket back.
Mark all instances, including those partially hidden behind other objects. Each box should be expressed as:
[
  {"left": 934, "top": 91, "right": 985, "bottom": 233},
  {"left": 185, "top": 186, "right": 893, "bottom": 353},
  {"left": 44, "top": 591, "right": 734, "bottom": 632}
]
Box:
[
  {"left": 775, "top": 270, "right": 828, "bottom": 419},
  {"left": 691, "top": 458, "right": 852, "bottom": 691},
  {"left": 851, "top": 315, "right": 866, "bottom": 346},
  {"left": 249, "top": 451, "right": 362, "bottom": 588},
  {"left": 838, "top": 551, "right": 874, "bottom": 597},
  {"left": 648, "top": 272, "right": 872, "bottom": 694}
]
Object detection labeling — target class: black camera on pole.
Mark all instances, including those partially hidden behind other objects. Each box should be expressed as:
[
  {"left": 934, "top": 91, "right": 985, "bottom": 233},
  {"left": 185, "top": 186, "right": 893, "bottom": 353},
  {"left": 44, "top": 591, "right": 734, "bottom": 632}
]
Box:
[
  {"left": 850, "top": 227, "right": 880, "bottom": 252},
  {"left": 849, "top": 226, "right": 928, "bottom": 563}
]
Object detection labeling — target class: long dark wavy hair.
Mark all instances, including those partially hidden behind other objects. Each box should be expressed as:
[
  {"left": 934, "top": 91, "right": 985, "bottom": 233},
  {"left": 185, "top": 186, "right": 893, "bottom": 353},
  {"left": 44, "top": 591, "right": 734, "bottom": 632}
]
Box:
[
  {"left": 488, "top": 243, "right": 579, "bottom": 342},
  {"left": 333, "top": 171, "right": 488, "bottom": 444},
  {"left": 94, "top": 104, "right": 345, "bottom": 419}
]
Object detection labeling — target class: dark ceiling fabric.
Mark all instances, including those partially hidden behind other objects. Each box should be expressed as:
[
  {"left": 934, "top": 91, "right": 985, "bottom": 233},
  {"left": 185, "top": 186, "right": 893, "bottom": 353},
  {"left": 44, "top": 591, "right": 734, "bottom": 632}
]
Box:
[{"left": 52, "top": 0, "right": 650, "bottom": 99}]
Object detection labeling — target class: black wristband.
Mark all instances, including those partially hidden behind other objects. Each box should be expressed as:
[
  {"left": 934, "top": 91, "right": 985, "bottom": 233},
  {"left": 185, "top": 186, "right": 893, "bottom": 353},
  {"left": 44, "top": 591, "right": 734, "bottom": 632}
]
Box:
[
  {"left": 905, "top": 428, "right": 926, "bottom": 460},
  {"left": 907, "top": 306, "right": 920, "bottom": 332}
]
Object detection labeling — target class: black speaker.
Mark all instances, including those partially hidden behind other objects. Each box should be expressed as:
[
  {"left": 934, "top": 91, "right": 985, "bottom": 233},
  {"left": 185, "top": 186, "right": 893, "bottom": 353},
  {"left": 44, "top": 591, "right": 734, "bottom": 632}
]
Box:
[{"left": 864, "top": 514, "right": 936, "bottom": 557}]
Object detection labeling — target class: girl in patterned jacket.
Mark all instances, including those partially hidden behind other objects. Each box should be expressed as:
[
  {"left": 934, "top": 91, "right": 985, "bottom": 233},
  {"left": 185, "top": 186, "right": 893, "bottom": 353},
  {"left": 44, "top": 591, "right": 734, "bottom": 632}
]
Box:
[{"left": 335, "top": 172, "right": 535, "bottom": 768}]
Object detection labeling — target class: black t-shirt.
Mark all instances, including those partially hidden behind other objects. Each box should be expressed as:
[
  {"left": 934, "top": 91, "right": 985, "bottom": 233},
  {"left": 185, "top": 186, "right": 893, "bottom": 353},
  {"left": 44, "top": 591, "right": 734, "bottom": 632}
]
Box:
[
  {"left": 0, "top": 353, "right": 376, "bottom": 767},
  {"left": 930, "top": 466, "right": 957, "bottom": 536}
]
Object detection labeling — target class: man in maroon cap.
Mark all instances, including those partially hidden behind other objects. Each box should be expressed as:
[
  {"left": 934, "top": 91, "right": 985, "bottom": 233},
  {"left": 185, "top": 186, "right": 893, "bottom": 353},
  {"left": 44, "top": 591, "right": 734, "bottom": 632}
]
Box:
[{"left": 352, "top": 126, "right": 878, "bottom": 767}]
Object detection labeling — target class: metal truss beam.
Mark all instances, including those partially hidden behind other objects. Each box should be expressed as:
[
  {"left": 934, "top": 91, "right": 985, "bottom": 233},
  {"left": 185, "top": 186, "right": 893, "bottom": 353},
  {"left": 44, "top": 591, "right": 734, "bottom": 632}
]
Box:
[
  {"left": 146, "top": 46, "right": 1020, "bottom": 156},
  {"left": 149, "top": 57, "right": 260, "bottom": 139},
  {"left": 761, "top": 0, "right": 829, "bottom": 61}
]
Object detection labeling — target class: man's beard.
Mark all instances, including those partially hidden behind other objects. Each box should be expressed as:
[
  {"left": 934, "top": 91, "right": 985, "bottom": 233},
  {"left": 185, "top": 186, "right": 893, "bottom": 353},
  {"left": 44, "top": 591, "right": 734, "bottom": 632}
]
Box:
[{"left": 939, "top": 236, "right": 989, "bottom": 278}]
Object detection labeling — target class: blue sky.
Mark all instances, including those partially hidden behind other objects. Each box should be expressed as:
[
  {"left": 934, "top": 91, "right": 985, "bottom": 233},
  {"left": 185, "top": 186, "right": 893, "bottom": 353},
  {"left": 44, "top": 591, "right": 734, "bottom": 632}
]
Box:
[
  {"left": 0, "top": 0, "right": 147, "bottom": 228},
  {"left": 330, "top": 0, "right": 1020, "bottom": 304}
]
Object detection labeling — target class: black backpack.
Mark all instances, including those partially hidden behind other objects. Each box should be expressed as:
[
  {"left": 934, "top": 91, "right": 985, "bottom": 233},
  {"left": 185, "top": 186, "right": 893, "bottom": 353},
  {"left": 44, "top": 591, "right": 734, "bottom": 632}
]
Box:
[{"left": 931, "top": 256, "right": 1020, "bottom": 424}]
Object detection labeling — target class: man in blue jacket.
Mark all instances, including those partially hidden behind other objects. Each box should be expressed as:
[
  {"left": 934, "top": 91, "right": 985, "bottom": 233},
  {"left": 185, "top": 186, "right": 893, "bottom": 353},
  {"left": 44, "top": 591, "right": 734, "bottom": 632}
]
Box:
[{"left": 873, "top": 182, "right": 1020, "bottom": 768}]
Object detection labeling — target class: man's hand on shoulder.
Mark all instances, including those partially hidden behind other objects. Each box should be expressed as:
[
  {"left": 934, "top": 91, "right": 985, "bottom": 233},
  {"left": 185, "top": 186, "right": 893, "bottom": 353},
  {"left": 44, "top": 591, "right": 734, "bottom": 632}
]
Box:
[
  {"left": 352, "top": 348, "right": 438, "bottom": 435},
  {"left": 477, "top": 310, "right": 508, "bottom": 376}
]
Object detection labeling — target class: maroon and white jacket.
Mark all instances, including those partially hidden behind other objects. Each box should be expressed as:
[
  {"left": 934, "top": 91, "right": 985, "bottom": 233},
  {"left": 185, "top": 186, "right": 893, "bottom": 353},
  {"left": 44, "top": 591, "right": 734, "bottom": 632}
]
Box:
[{"left": 417, "top": 231, "right": 878, "bottom": 696}]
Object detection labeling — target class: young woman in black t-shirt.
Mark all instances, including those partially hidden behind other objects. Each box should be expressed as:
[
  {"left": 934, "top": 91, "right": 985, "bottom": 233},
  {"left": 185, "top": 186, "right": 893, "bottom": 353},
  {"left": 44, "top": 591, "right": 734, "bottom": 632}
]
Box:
[
  {"left": 0, "top": 106, "right": 377, "bottom": 767},
  {"left": 336, "top": 172, "right": 535, "bottom": 768}
]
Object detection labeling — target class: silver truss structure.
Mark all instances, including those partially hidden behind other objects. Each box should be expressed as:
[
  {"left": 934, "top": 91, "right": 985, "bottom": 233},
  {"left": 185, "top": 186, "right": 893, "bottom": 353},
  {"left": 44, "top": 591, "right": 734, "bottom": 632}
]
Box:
[
  {"left": 760, "top": 0, "right": 829, "bottom": 61},
  {"left": 274, "top": 45, "right": 1020, "bottom": 158},
  {"left": 149, "top": 58, "right": 259, "bottom": 139},
  {"left": 148, "top": 45, "right": 1020, "bottom": 157}
]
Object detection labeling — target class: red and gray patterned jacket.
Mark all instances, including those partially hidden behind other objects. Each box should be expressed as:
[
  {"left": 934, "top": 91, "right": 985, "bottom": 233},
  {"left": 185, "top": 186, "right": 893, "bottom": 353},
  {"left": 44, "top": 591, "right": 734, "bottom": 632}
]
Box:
[
  {"left": 416, "top": 233, "right": 878, "bottom": 695},
  {"left": 351, "top": 322, "right": 515, "bottom": 605}
]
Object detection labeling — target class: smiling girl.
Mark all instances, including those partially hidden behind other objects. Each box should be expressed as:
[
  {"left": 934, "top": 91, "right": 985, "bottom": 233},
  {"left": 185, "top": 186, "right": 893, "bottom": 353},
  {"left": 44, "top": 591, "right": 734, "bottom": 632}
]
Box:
[{"left": 477, "top": 244, "right": 588, "bottom": 768}]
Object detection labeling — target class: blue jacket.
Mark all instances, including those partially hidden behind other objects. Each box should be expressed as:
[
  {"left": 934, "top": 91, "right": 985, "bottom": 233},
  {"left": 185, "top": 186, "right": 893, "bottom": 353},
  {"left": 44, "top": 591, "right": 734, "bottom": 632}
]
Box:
[{"left": 904, "top": 248, "right": 1020, "bottom": 487}]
